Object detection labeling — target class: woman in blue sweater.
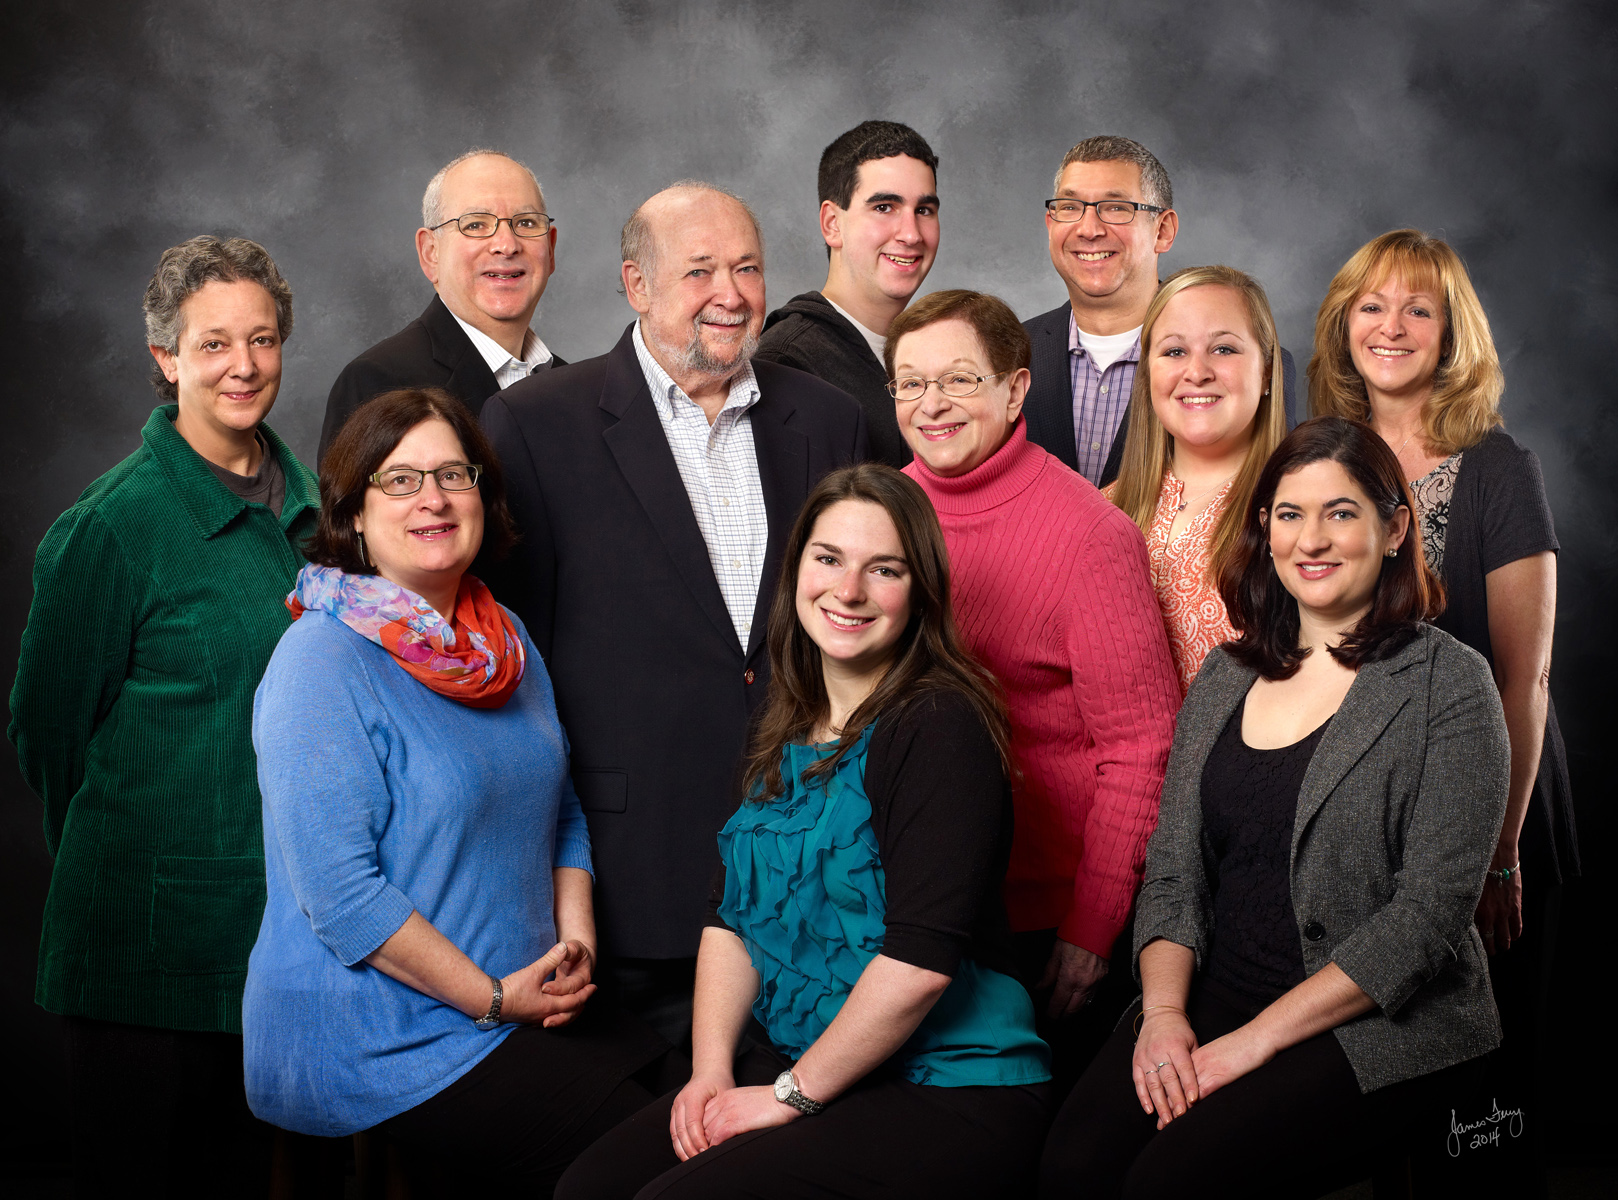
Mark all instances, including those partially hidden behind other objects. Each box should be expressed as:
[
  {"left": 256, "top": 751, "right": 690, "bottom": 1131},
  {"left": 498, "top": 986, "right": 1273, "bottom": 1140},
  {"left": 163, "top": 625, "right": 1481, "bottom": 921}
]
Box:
[
  {"left": 244, "top": 388, "right": 665, "bottom": 1190},
  {"left": 559, "top": 463, "right": 1051, "bottom": 1200}
]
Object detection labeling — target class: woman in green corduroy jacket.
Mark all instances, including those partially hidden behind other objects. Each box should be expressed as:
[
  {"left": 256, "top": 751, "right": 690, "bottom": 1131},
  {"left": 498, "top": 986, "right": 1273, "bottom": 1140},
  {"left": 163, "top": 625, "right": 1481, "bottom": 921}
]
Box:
[{"left": 9, "top": 236, "right": 319, "bottom": 1194}]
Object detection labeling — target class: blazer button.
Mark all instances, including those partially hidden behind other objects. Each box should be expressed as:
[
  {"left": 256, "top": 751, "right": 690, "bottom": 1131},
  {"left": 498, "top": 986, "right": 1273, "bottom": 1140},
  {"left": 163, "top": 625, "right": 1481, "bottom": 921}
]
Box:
[
  {"left": 1303, "top": 921, "right": 1326, "bottom": 942},
  {"left": 744, "top": 669, "right": 755, "bottom": 685}
]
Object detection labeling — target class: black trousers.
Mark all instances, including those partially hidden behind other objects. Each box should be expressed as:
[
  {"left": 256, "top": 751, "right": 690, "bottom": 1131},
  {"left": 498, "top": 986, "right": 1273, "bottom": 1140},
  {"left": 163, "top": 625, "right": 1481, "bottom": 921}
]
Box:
[
  {"left": 376, "top": 1007, "right": 670, "bottom": 1194},
  {"left": 1010, "top": 923, "right": 1139, "bottom": 1098},
  {"left": 1038, "top": 980, "right": 1486, "bottom": 1200},
  {"left": 64, "top": 1016, "right": 277, "bottom": 1199},
  {"left": 556, "top": 1038, "right": 1052, "bottom": 1200}
]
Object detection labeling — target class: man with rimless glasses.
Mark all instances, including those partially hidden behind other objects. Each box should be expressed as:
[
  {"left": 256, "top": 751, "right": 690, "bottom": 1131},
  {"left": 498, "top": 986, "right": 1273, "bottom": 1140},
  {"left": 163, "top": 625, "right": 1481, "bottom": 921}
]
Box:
[
  {"left": 321, "top": 149, "right": 566, "bottom": 459},
  {"left": 1021, "top": 136, "right": 1296, "bottom": 494}
]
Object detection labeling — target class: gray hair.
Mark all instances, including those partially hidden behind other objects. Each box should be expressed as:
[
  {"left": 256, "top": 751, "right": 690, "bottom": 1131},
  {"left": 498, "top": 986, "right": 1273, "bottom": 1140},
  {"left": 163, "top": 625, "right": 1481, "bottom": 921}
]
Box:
[
  {"left": 421, "top": 148, "right": 545, "bottom": 229},
  {"left": 1053, "top": 135, "right": 1174, "bottom": 211},
  {"left": 620, "top": 179, "right": 764, "bottom": 283},
  {"left": 142, "top": 236, "right": 293, "bottom": 403}
]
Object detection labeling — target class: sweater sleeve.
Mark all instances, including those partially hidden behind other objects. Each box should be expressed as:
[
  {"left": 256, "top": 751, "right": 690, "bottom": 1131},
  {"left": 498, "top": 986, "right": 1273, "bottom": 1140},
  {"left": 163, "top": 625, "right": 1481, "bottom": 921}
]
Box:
[
  {"left": 8, "top": 507, "right": 144, "bottom": 856},
  {"left": 1059, "top": 509, "right": 1181, "bottom": 956},
  {"left": 253, "top": 623, "right": 417, "bottom": 966},
  {"left": 864, "top": 692, "right": 1011, "bottom": 977}
]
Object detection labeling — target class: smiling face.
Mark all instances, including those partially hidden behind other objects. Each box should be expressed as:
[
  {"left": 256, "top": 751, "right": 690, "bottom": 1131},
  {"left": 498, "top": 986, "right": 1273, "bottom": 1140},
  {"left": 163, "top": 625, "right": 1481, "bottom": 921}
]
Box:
[
  {"left": 821, "top": 154, "right": 940, "bottom": 313},
  {"left": 1346, "top": 272, "right": 1446, "bottom": 406},
  {"left": 417, "top": 154, "right": 555, "bottom": 339},
  {"left": 1266, "top": 458, "right": 1409, "bottom": 626},
  {"left": 893, "top": 318, "right": 1030, "bottom": 477},
  {"left": 150, "top": 278, "right": 283, "bottom": 442},
  {"left": 1046, "top": 159, "right": 1177, "bottom": 327},
  {"left": 1148, "top": 284, "right": 1266, "bottom": 459},
  {"left": 353, "top": 418, "right": 485, "bottom": 611},
  {"left": 795, "top": 498, "right": 913, "bottom": 680},
  {"left": 626, "top": 189, "right": 765, "bottom": 382}
]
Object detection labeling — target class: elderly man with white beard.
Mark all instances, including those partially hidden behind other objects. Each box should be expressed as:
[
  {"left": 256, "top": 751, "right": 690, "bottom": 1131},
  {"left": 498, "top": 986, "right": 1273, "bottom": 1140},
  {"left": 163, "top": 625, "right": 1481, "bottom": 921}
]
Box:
[{"left": 482, "top": 181, "right": 867, "bottom": 1047}]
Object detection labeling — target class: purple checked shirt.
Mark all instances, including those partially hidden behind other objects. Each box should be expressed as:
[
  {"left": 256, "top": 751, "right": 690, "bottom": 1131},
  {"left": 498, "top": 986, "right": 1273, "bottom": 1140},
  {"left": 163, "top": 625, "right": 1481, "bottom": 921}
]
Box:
[{"left": 1068, "top": 312, "right": 1140, "bottom": 486}]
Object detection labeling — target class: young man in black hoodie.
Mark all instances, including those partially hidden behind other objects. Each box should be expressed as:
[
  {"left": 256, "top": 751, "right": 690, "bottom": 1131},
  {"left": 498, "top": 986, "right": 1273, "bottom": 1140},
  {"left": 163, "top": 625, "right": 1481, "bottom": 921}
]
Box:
[{"left": 754, "top": 121, "right": 939, "bottom": 466}]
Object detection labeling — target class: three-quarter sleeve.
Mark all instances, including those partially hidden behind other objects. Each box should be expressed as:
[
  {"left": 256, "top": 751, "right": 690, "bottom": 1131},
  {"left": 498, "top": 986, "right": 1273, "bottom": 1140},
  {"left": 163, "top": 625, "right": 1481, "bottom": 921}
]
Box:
[
  {"left": 9, "top": 508, "right": 143, "bottom": 856},
  {"left": 1328, "top": 641, "right": 1510, "bottom": 1015},
  {"left": 253, "top": 625, "right": 416, "bottom": 966},
  {"left": 863, "top": 691, "right": 1011, "bottom": 978}
]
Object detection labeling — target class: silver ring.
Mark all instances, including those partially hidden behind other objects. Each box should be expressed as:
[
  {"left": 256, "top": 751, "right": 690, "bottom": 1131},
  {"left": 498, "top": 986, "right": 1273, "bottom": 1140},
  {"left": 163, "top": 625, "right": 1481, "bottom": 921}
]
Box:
[
  {"left": 1155, "top": 1061, "right": 1170, "bottom": 1070},
  {"left": 1143, "top": 1067, "right": 1158, "bottom": 1075}
]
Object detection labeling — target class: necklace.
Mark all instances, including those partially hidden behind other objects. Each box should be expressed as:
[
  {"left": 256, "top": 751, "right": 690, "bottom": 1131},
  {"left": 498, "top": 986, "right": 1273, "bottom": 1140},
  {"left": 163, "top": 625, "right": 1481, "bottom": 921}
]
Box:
[{"left": 1176, "top": 475, "right": 1234, "bottom": 514}]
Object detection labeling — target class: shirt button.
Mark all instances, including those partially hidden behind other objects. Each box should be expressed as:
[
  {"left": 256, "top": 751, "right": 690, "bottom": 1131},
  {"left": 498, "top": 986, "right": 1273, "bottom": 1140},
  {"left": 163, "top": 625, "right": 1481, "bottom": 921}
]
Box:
[
  {"left": 1100, "top": 385, "right": 1108, "bottom": 393},
  {"left": 722, "top": 498, "right": 731, "bottom": 506},
  {"left": 731, "top": 559, "right": 741, "bottom": 569},
  {"left": 1092, "top": 442, "right": 1101, "bottom": 450},
  {"left": 1303, "top": 921, "right": 1326, "bottom": 941},
  {"left": 744, "top": 669, "right": 756, "bottom": 685}
]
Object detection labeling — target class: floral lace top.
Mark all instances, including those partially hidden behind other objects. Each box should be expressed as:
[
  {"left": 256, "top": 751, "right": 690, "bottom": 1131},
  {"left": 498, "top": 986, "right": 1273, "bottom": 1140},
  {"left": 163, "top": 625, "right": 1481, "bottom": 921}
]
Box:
[
  {"left": 1408, "top": 453, "right": 1463, "bottom": 577},
  {"left": 1105, "top": 471, "right": 1236, "bottom": 695}
]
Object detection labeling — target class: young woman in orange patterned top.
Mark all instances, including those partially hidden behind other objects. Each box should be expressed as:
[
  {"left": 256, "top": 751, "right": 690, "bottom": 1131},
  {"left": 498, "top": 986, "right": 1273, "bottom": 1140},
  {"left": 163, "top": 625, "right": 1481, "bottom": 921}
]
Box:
[{"left": 1105, "top": 266, "right": 1289, "bottom": 693}]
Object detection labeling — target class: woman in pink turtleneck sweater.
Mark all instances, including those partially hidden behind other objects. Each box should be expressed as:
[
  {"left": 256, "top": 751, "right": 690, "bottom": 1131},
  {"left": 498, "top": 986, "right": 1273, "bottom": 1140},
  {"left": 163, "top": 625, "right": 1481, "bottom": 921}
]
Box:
[{"left": 887, "top": 290, "right": 1180, "bottom": 1075}]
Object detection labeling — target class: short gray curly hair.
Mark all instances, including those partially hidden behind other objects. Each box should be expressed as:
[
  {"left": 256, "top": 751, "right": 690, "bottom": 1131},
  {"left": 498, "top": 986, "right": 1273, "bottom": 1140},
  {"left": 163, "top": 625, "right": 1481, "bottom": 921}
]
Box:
[
  {"left": 142, "top": 236, "right": 293, "bottom": 402},
  {"left": 1053, "top": 135, "right": 1174, "bottom": 211}
]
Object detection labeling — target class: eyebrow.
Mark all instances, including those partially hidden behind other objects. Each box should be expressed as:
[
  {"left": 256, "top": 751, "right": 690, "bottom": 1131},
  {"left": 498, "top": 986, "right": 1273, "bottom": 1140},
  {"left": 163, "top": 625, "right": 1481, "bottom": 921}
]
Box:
[
  {"left": 809, "top": 540, "right": 907, "bottom": 565},
  {"left": 863, "top": 191, "right": 940, "bottom": 207},
  {"left": 683, "top": 252, "right": 758, "bottom": 263},
  {"left": 197, "top": 326, "right": 276, "bottom": 337},
  {"left": 1056, "top": 188, "right": 1135, "bottom": 200},
  {"left": 1273, "top": 496, "right": 1360, "bottom": 510}
]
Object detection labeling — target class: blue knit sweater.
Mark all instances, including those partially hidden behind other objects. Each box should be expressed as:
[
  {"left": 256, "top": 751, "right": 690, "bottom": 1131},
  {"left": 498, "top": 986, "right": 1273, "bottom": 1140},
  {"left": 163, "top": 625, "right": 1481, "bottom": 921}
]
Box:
[{"left": 243, "top": 609, "right": 592, "bottom": 1136}]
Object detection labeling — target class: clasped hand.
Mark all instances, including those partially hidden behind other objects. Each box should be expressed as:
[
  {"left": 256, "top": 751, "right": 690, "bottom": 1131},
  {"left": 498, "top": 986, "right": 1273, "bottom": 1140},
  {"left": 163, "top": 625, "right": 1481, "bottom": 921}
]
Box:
[
  {"left": 669, "top": 1075, "right": 798, "bottom": 1161},
  {"left": 1132, "top": 1010, "right": 1274, "bottom": 1129},
  {"left": 500, "top": 939, "right": 596, "bottom": 1028}
]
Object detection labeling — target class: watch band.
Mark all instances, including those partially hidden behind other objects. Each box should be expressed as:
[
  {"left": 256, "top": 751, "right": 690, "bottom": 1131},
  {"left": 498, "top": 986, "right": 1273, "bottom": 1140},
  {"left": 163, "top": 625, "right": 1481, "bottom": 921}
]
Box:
[{"left": 474, "top": 974, "right": 503, "bottom": 1031}]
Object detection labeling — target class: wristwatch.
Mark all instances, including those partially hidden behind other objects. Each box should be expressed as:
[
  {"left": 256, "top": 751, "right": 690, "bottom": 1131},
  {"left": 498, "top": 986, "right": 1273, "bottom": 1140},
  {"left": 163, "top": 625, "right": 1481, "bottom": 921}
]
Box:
[
  {"left": 474, "top": 974, "right": 504, "bottom": 1031},
  {"left": 773, "top": 1069, "right": 825, "bottom": 1116}
]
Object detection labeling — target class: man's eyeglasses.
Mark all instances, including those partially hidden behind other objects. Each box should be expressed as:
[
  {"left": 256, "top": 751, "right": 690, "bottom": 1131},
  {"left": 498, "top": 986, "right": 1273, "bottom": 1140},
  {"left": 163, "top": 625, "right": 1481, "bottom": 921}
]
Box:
[
  {"left": 1044, "top": 199, "right": 1164, "bottom": 225},
  {"left": 368, "top": 464, "right": 483, "bottom": 497},
  {"left": 429, "top": 212, "right": 554, "bottom": 239},
  {"left": 886, "top": 371, "right": 1008, "bottom": 401}
]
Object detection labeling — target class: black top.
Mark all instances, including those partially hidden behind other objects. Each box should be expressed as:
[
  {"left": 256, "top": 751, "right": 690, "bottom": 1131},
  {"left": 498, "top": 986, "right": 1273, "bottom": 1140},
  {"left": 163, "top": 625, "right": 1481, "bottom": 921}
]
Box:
[
  {"left": 755, "top": 290, "right": 910, "bottom": 468},
  {"left": 1200, "top": 708, "right": 1330, "bottom": 1010},
  {"left": 706, "top": 689, "right": 1019, "bottom": 981},
  {"left": 1432, "top": 427, "right": 1577, "bottom": 881},
  {"left": 319, "top": 294, "right": 566, "bottom": 462},
  {"left": 479, "top": 323, "right": 867, "bottom": 958},
  {"left": 1019, "top": 300, "right": 1299, "bottom": 486},
  {"left": 203, "top": 432, "right": 285, "bottom": 517}
]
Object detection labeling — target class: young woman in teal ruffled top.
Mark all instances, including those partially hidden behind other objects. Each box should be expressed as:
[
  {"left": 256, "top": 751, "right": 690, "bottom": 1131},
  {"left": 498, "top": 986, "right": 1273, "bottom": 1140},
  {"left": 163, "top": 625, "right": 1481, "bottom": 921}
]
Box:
[{"left": 559, "top": 464, "right": 1052, "bottom": 1199}]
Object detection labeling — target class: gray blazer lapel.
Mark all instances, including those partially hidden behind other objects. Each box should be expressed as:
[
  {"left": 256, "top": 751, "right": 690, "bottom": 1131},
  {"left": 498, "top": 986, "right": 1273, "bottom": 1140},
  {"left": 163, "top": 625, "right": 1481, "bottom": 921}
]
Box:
[
  {"left": 1291, "top": 637, "right": 1431, "bottom": 854},
  {"left": 1175, "top": 653, "right": 1256, "bottom": 785}
]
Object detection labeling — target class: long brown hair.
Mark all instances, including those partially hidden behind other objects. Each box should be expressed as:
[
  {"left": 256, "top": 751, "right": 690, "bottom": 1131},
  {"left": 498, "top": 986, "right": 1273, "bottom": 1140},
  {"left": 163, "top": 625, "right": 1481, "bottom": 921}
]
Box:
[
  {"left": 1110, "top": 265, "right": 1288, "bottom": 583},
  {"left": 1307, "top": 229, "right": 1504, "bottom": 455},
  {"left": 1219, "top": 417, "right": 1445, "bottom": 680},
  {"left": 740, "top": 463, "right": 1010, "bottom": 803}
]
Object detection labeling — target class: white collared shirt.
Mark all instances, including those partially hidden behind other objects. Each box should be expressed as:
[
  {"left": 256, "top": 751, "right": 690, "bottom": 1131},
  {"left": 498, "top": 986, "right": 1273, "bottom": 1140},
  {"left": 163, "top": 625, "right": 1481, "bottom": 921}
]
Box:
[
  {"left": 632, "top": 321, "right": 768, "bottom": 649},
  {"left": 449, "top": 311, "right": 554, "bottom": 390}
]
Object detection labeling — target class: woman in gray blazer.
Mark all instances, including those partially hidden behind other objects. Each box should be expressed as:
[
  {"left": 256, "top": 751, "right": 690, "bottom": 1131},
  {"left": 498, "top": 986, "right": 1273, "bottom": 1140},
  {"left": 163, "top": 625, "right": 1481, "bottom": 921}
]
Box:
[{"left": 1039, "top": 417, "right": 1510, "bottom": 1200}]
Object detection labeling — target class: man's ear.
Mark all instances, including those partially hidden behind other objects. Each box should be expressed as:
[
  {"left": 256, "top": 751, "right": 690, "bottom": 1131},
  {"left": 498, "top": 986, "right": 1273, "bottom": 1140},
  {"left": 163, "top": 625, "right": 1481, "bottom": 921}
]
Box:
[
  {"left": 819, "top": 200, "right": 846, "bottom": 253},
  {"left": 416, "top": 226, "right": 440, "bottom": 286},
  {"left": 622, "top": 260, "right": 652, "bottom": 315}
]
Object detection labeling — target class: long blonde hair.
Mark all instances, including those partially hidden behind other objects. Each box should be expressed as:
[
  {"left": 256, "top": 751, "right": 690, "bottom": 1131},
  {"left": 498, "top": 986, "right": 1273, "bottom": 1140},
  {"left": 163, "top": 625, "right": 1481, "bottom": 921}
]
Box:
[
  {"left": 1307, "top": 229, "right": 1504, "bottom": 454},
  {"left": 1111, "top": 265, "right": 1289, "bottom": 582}
]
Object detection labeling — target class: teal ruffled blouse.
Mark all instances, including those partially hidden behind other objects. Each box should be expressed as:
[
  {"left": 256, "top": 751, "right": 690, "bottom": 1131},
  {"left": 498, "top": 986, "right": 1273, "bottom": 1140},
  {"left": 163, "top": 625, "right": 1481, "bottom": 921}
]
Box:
[{"left": 716, "top": 725, "right": 1050, "bottom": 1087}]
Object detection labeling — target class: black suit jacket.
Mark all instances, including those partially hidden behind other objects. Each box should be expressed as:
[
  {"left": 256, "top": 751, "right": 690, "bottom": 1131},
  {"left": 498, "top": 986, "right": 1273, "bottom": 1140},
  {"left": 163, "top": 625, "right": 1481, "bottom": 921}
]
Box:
[
  {"left": 1021, "top": 301, "right": 1299, "bottom": 487},
  {"left": 481, "top": 324, "right": 868, "bottom": 958},
  {"left": 319, "top": 294, "right": 566, "bottom": 462}
]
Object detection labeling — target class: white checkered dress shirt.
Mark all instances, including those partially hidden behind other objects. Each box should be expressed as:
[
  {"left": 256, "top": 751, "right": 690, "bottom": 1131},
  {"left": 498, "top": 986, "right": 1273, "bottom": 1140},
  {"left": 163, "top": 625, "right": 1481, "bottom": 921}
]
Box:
[
  {"left": 632, "top": 322, "right": 767, "bottom": 649},
  {"left": 450, "top": 312, "right": 554, "bottom": 390}
]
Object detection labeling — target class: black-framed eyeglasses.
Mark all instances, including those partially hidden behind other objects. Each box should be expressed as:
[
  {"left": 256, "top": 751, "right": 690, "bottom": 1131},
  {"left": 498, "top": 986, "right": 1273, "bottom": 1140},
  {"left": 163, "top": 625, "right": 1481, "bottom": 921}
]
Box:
[
  {"left": 429, "top": 212, "right": 554, "bottom": 238},
  {"left": 886, "top": 371, "right": 1008, "bottom": 401},
  {"left": 368, "top": 464, "right": 483, "bottom": 497},
  {"left": 1044, "top": 198, "right": 1164, "bottom": 225}
]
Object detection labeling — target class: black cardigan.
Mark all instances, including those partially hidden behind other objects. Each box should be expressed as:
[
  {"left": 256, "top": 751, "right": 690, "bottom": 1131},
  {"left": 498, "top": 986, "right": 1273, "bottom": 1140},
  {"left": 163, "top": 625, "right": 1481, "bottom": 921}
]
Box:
[
  {"left": 1433, "top": 427, "right": 1578, "bottom": 882},
  {"left": 706, "top": 689, "right": 1019, "bottom": 981}
]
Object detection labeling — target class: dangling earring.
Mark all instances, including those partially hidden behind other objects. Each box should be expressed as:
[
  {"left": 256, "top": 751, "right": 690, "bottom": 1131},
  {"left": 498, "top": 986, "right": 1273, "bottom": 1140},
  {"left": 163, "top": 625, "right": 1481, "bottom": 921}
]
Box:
[{"left": 358, "top": 531, "right": 373, "bottom": 568}]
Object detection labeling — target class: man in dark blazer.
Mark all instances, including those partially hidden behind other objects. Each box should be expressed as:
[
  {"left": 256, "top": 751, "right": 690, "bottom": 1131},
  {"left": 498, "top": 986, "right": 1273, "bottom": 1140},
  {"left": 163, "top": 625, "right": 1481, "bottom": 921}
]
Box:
[
  {"left": 1023, "top": 135, "right": 1297, "bottom": 488},
  {"left": 482, "top": 182, "right": 866, "bottom": 1043},
  {"left": 319, "top": 149, "right": 565, "bottom": 459}
]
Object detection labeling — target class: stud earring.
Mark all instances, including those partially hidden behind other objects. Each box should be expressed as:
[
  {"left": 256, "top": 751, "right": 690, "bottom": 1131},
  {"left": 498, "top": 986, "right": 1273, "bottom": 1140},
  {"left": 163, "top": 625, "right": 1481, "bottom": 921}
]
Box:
[{"left": 1385, "top": 546, "right": 1398, "bottom": 558}]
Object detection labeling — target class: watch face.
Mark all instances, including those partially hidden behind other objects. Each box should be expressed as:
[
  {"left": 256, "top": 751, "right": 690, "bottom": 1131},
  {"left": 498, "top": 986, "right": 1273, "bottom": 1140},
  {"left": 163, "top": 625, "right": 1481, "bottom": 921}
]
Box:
[{"left": 774, "top": 1071, "right": 794, "bottom": 1102}]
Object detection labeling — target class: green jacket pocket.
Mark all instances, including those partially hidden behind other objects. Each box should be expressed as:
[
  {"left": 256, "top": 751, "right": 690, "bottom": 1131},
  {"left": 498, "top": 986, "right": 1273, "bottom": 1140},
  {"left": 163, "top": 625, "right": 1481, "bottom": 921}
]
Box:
[{"left": 149, "top": 855, "right": 267, "bottom": 975}]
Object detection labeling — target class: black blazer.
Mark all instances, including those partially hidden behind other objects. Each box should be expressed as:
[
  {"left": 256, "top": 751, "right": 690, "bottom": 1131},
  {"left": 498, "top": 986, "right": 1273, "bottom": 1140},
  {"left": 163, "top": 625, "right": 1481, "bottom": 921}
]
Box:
[
  {"left": 318, "top": 294, "right": 565, "bottom": 462},
  {"left": 481, "top": 324, "right": 868, "bottom": 958},
  {"left": 1021, "top": 301, "right": 1299, "bottom": 486}
]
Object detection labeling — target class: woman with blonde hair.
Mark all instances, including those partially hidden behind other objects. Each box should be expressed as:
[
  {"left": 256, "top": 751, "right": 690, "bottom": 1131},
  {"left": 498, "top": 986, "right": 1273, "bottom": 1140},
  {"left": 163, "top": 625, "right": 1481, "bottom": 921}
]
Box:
[
  {"left": 1310, "top": 229, "right": 1575, "bottom": 1186},
  {"left": 1106, "top": 265, "right": 1290, "bottom": 693}
]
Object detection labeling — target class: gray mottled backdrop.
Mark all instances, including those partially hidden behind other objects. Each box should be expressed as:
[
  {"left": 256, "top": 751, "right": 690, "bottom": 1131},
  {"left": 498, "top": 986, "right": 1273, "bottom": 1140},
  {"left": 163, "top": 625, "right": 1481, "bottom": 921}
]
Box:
[{"left": 2, "top": 0, "right": 1614, "bottom": 1175}]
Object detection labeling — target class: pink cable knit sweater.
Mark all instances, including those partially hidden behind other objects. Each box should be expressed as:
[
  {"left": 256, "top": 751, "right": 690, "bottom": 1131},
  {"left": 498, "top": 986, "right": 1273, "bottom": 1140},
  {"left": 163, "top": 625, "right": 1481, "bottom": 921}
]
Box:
[{"left": 905, "top": 420, "right": 1180, "bottom": 956}]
